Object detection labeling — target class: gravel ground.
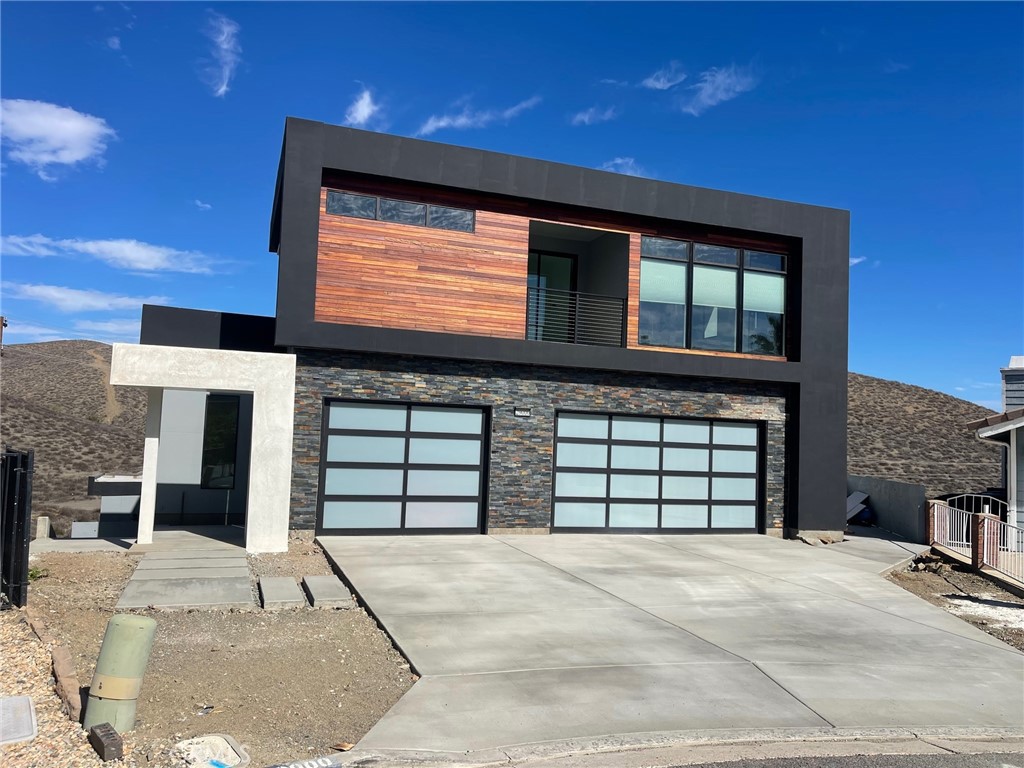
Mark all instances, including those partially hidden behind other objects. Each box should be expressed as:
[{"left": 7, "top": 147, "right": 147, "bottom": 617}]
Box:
[
  {"left": 888, "top": 554, "right": 1024, "bottom": 651},
  {"left": 20, "top": 539, "right": 415, "bottom": 767},
  {"left": 0, "top": 610, "right": 112, "bottom": 768},
  {"left": 247, "top": 530, "right": 335, "bottom": 580}
]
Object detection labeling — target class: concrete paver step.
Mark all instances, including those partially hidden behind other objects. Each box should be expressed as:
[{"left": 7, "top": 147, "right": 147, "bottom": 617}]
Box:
[
  {"left": 135, "top": 556, "right": 246, "bottom": 571},
  {"left": 301, "top": 575, "right": 352, "bottom": 608},
  {"left": 131, "top": 567, "right": 251, "bottom": 581},
  {"left": 259, "top": 577, "right": 307, "bottom": 609},
  {"left": 116, "top": 577, "right": 253, "bottom": 609}
]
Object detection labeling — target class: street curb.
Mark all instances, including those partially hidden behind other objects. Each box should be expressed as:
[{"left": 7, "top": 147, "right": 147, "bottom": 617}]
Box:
[{"left": 266, "top": 728, "right": 1024, "bottom": 768}]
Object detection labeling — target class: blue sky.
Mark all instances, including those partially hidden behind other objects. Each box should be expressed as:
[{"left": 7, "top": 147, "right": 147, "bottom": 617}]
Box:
[{"left": 1, "top": 2, "right": 1021, "bottom": 409}]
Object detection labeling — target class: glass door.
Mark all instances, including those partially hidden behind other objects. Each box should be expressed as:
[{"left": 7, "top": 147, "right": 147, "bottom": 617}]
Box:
[{"left": 527, "top": 252, "right": 576, "bottom": 342}]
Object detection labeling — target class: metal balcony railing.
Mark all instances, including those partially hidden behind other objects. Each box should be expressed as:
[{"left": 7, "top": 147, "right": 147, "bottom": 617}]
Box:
[{"left": 526, "top": 287, "right": 626, "bottom": 348}]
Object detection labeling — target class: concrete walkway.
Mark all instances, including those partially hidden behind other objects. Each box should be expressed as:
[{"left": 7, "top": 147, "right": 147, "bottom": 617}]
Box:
[
  {"left": 116, "top": 528, "right": 253, "bottom": 609},
  {"left": 319, "top": 534, "right": 1024, "bottom": 761}
]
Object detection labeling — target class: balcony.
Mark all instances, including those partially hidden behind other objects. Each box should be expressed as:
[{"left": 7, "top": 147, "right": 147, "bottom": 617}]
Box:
[{"left": 526, "top": 286, "right": 626, "bottom": 348}]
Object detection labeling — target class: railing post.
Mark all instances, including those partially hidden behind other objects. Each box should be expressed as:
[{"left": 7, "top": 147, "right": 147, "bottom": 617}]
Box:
[
  {"left": 926, "top": 500, "right": 936, "bottom": 543},
  {"left": 972, "top": 513, "right": 999, "bottom": 571}
]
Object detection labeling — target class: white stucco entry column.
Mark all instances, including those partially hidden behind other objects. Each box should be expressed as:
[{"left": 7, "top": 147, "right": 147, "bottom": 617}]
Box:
[{"left": 110, "top": 343, "right": 297, "bottom": 553}]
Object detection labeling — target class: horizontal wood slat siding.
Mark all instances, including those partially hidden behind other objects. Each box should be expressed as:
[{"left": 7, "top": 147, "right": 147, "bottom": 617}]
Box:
[{"left": 315, "top": 188, "right": 530, "bottom": 337}]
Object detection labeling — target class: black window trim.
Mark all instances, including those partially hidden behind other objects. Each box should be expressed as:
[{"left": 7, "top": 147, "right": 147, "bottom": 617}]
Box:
[
  {"left": 640, "top": 235, "right": 788, "bottom": 357},
  {"left": 325, "top": 188, "right": 476, "bottom": 233}
]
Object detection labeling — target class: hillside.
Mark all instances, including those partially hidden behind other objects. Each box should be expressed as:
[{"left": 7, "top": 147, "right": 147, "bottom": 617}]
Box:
[
  {"left": 847, "top": 372, "right": 1002, "bottom": 498},
  {"left": 0, "top": 340, "right": 1007, "bottom": 535},
  {"left": 0, "top": 341, "right": 147, "bottom": 531}
]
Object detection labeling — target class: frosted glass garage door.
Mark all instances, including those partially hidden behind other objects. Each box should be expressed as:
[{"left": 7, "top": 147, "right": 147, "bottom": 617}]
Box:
[
  {"left": 552, "top": 412, "right": 760, "bottom": 531},
  {"left": 318, "top": 401, "right": 486, "bottom": 533}
]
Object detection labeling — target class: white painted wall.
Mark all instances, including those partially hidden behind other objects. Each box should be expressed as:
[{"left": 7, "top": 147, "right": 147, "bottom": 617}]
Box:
[
  {"left": 156, "top": 389, "right": 207, "bottom": 484},
  {"left": 111, "top": 344, "right": 296, "bottom": 553}
]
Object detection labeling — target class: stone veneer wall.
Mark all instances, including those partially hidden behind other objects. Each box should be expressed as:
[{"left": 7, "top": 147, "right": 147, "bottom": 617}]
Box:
[{"left": 292, "top": 350, "right": 790, "bottom": 532}]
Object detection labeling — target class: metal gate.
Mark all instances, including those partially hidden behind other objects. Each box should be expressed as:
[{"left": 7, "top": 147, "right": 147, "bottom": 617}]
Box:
[{"left": 1, "top": 447, "right": 34, "bottom": 608}]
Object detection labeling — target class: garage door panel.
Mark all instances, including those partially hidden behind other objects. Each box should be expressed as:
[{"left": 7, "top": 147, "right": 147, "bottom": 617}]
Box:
[
  {"left": 327, "top": 435, "right": 406, "bottom": 463},
  {"left": 323, "top": 501, "right": 403, "bottom": 529},
  {"left": 556, "top": 442, "right": 608, "bottom": 468},
  {"left": 325, "top": 468, "right": 404, "bottom": 495},
  {"left": 662, "top": 504, "right": 709, "bottom": 528},
  {"left": 329, "top": 402, "right": 407, "bottom": 431},
  {"left": 408, "top": 438, "right": 481, "bottom": 465},
  {"left": 609, "top": 503, "right": 658, "bottom": 527},
  {"left": 553, "top": 412, "right": 761, "bottom": 533},
  {"left": 554, "top": 502, "right": 605, "bottom": 527},
  {"left": 319, "top": 400, "right": 487, "bottom": 534}
]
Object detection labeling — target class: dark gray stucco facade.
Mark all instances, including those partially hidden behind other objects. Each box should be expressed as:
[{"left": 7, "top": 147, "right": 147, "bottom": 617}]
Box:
[
  {"left": 271, "top": 118, "right": 850, "bottom": 536},
  {"left": 291, "top": 350, "right": 788, "bottom": 534}
]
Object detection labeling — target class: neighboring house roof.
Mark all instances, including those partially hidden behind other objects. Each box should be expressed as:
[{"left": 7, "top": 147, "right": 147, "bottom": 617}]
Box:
[{"left": 970, "top": 407, "right": 1024, "bottom": 443}]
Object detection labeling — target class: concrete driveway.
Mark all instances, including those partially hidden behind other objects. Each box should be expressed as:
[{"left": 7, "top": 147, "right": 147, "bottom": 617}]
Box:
[{"left": 318, "top": 534, "right": 1024, "bottom": 760}]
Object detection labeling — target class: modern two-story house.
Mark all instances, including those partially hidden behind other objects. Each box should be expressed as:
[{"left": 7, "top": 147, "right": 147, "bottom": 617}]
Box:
[{"left": 110, "top": 117, "right": 850, "bottom": 552}]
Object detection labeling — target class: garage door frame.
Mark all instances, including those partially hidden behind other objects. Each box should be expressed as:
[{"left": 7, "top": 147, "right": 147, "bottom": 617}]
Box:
[
  {"left": 316, "top": 398, "right": 491, "bottom": 535},
  {"left": 550, "top": 410, "right": 766, "bottom": 534}
]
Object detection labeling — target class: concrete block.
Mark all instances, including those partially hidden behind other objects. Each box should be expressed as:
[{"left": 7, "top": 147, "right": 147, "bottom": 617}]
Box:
[
  {"left": 88, "top": 723, "right": 123, "bottom": 761},
  {"left": 71, "top": 521, "right": 99, "bottom": 539},
  {"left": 259, "top": 576, "right": 306, "bottom": 609},
  {"left": 301, "top": 575, "right": 352, "bottom": 608},
  {"left": 35, "top": 516, "right": 50, "bottom": 540}
]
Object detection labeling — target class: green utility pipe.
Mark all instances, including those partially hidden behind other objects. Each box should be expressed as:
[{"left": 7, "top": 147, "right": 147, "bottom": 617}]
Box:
[{"left": 83, "top": 614, "right": 157, "bottom": 733}]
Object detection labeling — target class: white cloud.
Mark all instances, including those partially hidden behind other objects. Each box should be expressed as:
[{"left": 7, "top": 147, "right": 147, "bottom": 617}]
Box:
[
  {"left": 0, "top": 99, "right": 116, "bottom": 181},
  {"left": 601, "top": 157, "right": 646, "bottom": 177},
  {"left": 849, "top": 256, "right": 867, "bottom": 266},
  {"left": 571, "top": 106, "right": 618, "bottom": 126},
  {"left": 200, "top": 11, "right": 241, "bottom": 98},
  {"left": 194, "top": 199, "right": 212, "bottom": 211},
  {"left": 417, "top": 96, "right": 541, "bottom": 137},
  {"left": 1, "top": 234, "right": 213, "bottom": 273},
  {"left": 641, "top": 61, "right": 687, "bottom": 90},
  {"left": 344, "top": 88, "right": 382, "bottom": 128},
  {"left": 106, "top": 36, "right": 121, "bottom": 50},
  {"left": 680, "top": 64, "right": 758, "bottom": 116},
  {"left": 599, "top": 78, "right": 629, "bottom": 87},
  {"left": 74, "top": 318, "right": 141, "bottom": 339},
  {"left": 1, "top": 322, "right": 67, "bottom": 342},
  {"left": 3, "top": 283, "right": 170, "bottom": 313}
]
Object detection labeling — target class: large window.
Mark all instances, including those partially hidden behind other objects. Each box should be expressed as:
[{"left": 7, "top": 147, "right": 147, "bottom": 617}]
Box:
[
  {"left": 200, "top": 394, "right": 239, "bottom": 490},
  {"left": 639, "top": 237, "right": 787, "bottom": 356},
  {"left": 326, "top": 190, "right": 475, "bottom": 233}
]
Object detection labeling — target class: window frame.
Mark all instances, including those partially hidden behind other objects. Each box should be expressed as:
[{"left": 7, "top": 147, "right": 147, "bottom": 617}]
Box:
[
  {"left": 639, "top": 236, "right": 788, "bottom": 357},
  {"left": 325, "top": 189, "right": 476, "bottom": 233}
]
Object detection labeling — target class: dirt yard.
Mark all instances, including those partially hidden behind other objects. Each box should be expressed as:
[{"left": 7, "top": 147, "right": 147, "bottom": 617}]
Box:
[
  {"left": 18, "top": 537, "right": 415, "bottom": 767},
  {"left": 888, "top": 553, "right": 1024, "bottom": 652}
]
